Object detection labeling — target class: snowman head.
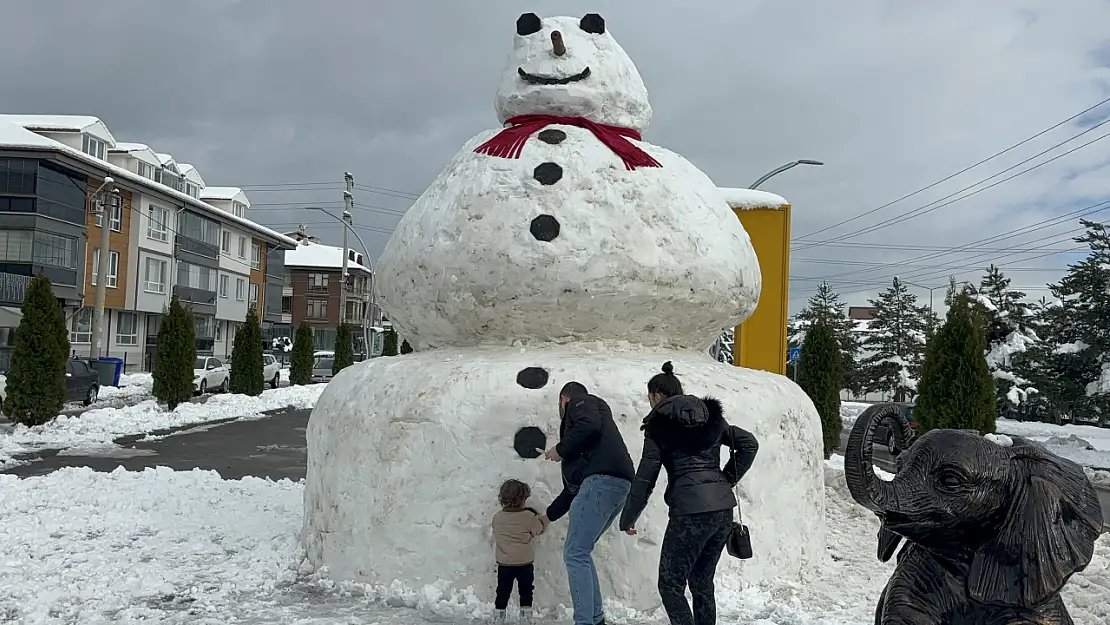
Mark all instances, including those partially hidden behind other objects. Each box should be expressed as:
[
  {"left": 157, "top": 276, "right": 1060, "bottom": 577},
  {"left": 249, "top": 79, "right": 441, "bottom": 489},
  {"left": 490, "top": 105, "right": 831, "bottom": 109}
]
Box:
[{"left": 494, "top": 13, "right": 652, "bottom": 133}]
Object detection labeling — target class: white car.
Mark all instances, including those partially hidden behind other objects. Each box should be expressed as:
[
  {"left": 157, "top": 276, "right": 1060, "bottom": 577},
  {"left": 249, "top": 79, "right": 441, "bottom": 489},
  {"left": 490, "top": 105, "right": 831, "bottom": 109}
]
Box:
[
  {"left": 263, "top": 354, "right": 282, "bottom": 389},
  {"left": 194, "top": 356, "right": 229, "bottom": 394}
]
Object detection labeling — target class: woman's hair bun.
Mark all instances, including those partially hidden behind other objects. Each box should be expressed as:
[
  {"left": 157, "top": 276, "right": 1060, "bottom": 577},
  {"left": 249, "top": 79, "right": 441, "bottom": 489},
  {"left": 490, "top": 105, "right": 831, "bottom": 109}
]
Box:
[{"left": 661, "top": 361, "right": 674, "bottom": 375}]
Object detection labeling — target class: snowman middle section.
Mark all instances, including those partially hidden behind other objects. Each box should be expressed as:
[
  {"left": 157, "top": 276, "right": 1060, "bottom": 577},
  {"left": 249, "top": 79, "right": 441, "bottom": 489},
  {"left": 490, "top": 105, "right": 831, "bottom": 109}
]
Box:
[
  {"left": 303, "top": 344, "right": 825, "bottom": 611},
  {"left": 374, "top": 125, "right": 762, "bottom": 352}
]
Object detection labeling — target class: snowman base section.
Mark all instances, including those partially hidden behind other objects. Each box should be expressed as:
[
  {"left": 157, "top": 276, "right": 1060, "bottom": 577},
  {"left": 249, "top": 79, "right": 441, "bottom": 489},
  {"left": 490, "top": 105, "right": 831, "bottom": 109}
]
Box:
[{"left": 303, "top": 346, "right": 825, "bottom": 612}]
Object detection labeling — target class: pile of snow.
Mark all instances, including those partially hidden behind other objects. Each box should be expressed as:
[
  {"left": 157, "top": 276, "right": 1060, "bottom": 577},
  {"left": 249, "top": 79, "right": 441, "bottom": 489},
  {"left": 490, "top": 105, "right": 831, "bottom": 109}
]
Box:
[
  {"left": 1, "top": 459, "right": 1106, "bottom": 624},
  {"left": 840, "top": 401, "right": 872, "bottom": 429},
  {"left": 996, "top": 419, "right": 1110, "bottom": 470},
  {"left": 97, "top": 372, "right": 154, "bottom": 403},
  {"left": 0, "top": 384, "right": 325, "bottom": 468}
]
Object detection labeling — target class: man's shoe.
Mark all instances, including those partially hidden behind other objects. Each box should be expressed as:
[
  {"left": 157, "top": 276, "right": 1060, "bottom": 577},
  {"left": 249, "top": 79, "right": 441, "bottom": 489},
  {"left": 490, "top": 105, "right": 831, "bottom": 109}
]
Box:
[
  {"left": 520, "top": 607, "right": 534, "bottom": 624},
  {"left": 493, "top": 609, "right": 507, "bottom": 623}
]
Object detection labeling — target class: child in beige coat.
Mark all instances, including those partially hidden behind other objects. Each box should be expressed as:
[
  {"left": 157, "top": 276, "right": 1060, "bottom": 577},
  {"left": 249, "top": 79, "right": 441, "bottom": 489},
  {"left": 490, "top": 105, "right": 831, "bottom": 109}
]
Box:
[{"left": 492, "top": 479, "right": 548, "bottom": 622}]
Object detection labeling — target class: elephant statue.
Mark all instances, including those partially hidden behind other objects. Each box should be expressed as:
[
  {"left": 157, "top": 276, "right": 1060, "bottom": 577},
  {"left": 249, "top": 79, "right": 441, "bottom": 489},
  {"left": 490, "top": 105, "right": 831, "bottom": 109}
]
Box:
[{"left": 844, "top": 403, "right": 1104, "bottom": 625}]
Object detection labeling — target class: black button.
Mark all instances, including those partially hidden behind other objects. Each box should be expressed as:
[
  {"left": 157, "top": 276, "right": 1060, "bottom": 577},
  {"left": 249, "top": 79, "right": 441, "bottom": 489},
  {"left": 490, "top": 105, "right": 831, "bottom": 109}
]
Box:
[
  {"left": 538, "top": 129, "right": 566, "bottom": 144},
  {"left": 530, "top": 215, "right": 560, "bottom": 242},
  {"left": 533, "top": 162, "right": 563, "bottom": 185}
]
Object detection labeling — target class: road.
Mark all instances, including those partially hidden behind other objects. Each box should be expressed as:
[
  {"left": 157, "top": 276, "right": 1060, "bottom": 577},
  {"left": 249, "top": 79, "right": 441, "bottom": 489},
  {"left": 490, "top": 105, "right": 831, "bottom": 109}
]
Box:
[
  {"left": 836, "top": 432, "right": 1110, "bottom": 529},
  {"left": 7, "top": 413, "right": 1110, "bottom": 528}
]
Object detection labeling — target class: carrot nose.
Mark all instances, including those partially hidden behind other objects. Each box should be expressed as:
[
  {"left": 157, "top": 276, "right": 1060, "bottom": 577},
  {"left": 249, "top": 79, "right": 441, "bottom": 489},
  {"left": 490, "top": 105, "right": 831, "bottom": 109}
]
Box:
[{"left": 551, "top": 31, "right": 566, "bottom": 56}]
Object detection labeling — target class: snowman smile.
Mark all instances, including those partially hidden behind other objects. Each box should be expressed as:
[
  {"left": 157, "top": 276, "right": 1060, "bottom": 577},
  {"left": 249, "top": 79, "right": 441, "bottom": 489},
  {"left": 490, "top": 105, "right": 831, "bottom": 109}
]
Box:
[{"left": 517, "top": 66, "right": 591, "bottom": 85}]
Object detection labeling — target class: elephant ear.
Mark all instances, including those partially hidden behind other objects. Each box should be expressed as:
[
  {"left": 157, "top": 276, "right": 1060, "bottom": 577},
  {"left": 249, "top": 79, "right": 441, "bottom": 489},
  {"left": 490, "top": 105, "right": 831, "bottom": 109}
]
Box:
[{"left": 968, "top": 445, "right": 1104, "bottom": 608}]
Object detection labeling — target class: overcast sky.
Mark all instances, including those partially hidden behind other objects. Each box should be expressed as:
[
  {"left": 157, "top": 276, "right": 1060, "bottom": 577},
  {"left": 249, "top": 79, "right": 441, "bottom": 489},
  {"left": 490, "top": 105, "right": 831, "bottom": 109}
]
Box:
[{"left": 3, "top": 0, "right": 1110, "bottom": 314}]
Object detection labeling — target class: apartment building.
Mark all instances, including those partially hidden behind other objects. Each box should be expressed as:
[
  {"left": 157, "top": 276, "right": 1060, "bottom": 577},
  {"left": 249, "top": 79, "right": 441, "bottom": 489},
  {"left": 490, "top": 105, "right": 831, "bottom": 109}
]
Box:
[
  {"left": 282, "top": 240, "right": 374, "bottom": 352},
  {"left": 0, "top": 114, "right": 298, "bottom": 371}
]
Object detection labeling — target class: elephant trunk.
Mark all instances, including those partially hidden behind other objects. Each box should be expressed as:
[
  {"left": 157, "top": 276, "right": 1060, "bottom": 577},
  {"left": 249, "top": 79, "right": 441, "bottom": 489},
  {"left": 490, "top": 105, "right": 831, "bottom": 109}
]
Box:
[{"left": 844, "top": 404, "right": 905, "bottom": 514}]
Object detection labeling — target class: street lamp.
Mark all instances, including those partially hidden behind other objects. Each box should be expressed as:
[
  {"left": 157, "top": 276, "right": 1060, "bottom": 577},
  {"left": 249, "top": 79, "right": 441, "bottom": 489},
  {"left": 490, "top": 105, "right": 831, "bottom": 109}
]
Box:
[
  {"left": 307, "top": 207, "right": 378, "bottom": 358},
  {"left": 901, "top": 279, "right": 972, "bottom": 311},
  {"left": 749, "top": 160, "right": 824, "bottom": 190}
]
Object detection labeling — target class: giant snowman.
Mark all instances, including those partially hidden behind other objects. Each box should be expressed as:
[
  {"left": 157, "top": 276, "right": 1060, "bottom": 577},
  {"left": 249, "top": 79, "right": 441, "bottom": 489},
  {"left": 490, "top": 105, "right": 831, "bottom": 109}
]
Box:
[{"left": 304, "top": 13, "right": 824, "bottom": 612}]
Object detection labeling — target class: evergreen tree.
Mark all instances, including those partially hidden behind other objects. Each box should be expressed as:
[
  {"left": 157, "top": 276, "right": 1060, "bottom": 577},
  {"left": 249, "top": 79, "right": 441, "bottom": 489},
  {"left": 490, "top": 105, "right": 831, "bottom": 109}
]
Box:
[
  {"left": 4, "top": 275, "right": 69, "bottom": 425},
  {"left": 400, "top": 339, "right": 413, "bottom": 354},
  {"left": 229, "top": 307, "right": 264, "bottom": 396},
  {"left": 973, "top": 265, "right": 1038, "bottom": 418},
  {"left": 915, "top": 292, "right": 996, "bottom": 434},
  {"left": 382, "top": 328, "right": 399, "bottom": 356},
  {"left": 1013, "top": 220, "right": 1110, "bottom": 423},
  {"left": 290, "top": 322, "right": 314, "bottom": 385},
  {"left": 797, "top": 314, "right": 843, "bottom": 458},
  {"left": 333, "top": 323, "right": 354, "bottom": 374},
  {"left": 153, "top": 296, "right": 196, "bottom": 410},
  {"left": 792, "top": 282, "right": 863, "bottom": 395},
  {"left": 861, "top": 277, "right": 931, "bottom": 402}
]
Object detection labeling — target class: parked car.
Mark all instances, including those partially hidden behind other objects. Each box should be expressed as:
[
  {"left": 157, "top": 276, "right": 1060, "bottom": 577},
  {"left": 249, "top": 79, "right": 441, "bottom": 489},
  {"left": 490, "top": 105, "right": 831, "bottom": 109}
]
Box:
[
  {"left": 311, "top": 356, "right": 334, "bottom": 384},
  {"left": 0, "top": 358, "right": 100, "bottom": 411},
  {"left": 193, "top": 356, "right": 229, "bottom": 395},
  {"left": 873, "top": 402, "right": 918, "bottom": 455},
  {"left": 264, "top": 354, "right": 282, "bottom": 389}
]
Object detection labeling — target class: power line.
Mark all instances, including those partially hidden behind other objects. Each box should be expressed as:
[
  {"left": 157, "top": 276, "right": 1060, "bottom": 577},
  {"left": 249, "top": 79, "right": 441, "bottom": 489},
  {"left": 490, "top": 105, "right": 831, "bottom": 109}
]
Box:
[
  {"left": 793, "top": 94, "right": 1110, "bottom": 242},
  {"left": 793, "top": 125, "right": 1110, "bottom": 250}
]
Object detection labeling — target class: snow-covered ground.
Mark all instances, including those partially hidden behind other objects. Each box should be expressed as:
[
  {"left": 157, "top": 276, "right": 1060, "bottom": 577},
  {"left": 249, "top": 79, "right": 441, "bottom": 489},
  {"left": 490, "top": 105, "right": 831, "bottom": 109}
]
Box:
[
  {"left": 0, "top": 384, "right": 325, "bottom": 469},
  {"left": 0, "top": 460, "right": 1106, "bottom": 624}
]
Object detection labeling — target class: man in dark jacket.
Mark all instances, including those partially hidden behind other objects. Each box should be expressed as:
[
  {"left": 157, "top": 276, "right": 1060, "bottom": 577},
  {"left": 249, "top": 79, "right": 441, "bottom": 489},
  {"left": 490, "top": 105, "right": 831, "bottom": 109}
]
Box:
[{"left": 541, "top": 381, "right": 634, "bottom": 625}]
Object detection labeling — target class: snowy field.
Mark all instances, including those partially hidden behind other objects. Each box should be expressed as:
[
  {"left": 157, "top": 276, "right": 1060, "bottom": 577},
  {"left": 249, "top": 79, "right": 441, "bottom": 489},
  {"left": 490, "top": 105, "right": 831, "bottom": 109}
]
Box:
[
  {"left": 0, "top": 460, "right": 1107, "bottom": 625},
  {"left": 839, "top": 402, "right": 1110, "bottom": 473},
  {"left": 0, "top": 382, "right": 324, "bottom": 469}
]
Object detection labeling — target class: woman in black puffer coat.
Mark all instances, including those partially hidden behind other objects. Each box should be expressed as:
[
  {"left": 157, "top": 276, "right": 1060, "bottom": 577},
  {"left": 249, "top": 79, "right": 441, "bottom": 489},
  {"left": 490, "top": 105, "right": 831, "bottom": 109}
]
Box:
[{"left": 619, "top": 362, "right": 759, "bottom": 625}]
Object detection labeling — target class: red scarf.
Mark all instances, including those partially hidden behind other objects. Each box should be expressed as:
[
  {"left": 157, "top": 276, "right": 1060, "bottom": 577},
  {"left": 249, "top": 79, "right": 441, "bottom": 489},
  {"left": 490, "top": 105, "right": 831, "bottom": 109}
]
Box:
[{"left": 474, "top": 114, "right": 661, "bottom": 170}]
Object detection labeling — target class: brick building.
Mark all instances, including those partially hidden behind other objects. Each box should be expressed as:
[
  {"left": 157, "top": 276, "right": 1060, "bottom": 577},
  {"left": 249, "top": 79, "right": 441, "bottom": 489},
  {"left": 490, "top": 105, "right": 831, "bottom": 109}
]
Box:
[{"left": 282, "top": 240, "right": 375, "bottom": 352}]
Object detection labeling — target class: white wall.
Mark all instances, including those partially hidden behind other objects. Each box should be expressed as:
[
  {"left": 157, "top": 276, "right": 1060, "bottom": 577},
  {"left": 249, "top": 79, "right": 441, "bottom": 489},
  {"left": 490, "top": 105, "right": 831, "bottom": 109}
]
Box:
[
  {"left": 218, "top": 223, "right": 252, "bottom": 276},
  {"left": 135, "top": 194, "right": 174, "bottom": 257},
  {"left": 216, "top": 270, "right": 249, "bottom": 322},
  {"left": 136, "top": 250, "right": 173, "bottom": 314}
]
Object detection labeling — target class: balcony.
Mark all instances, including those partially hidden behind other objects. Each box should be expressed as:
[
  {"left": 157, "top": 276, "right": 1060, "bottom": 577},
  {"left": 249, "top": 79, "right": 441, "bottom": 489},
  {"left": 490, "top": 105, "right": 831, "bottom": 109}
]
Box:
[
  {"left": 174, "top": 236, "right": 219, "bottom": 261},
  {"left": 173, "top": 285, "right": 217, "bottom": 307}
]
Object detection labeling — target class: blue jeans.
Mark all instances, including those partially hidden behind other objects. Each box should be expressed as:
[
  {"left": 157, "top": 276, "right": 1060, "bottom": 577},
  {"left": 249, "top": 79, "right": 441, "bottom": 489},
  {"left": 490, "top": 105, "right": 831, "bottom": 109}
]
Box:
[{"left": 564, "top": 474, "right": 632, "bottom": 625}]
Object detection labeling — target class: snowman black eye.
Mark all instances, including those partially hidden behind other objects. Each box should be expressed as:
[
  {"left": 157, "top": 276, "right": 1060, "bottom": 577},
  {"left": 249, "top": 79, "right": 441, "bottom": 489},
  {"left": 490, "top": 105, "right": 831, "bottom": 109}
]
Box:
[
  {"left": 517, "top": 13, "right": 542, "bottom": 36},
  {"left": 579, "top": 14, "right": 605, "bottom": 34}
]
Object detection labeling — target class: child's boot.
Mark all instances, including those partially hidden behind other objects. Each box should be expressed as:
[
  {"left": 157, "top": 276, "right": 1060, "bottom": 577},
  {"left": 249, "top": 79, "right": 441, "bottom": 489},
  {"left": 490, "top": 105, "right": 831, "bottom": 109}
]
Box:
[{"left": 520, "top": 607, "right": 534, "bottom": 624}]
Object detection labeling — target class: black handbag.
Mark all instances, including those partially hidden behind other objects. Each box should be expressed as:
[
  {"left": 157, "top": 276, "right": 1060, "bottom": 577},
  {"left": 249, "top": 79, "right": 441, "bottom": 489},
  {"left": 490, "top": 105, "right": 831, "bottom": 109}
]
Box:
[{"left": 726, "top": 515, "right": 753, "bottom": 560}]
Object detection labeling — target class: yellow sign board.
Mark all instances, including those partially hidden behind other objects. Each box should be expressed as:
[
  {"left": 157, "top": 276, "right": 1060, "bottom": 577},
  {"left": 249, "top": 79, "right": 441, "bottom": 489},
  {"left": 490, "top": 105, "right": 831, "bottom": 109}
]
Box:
[{"left": 732, "top": 203, "right": 791, "bottom": 376}]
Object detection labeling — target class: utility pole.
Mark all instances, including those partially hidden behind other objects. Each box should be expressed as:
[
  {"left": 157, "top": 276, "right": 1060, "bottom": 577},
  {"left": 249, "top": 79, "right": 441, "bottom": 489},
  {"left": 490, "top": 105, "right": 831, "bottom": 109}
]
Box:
[
  {"left": 340, "top": 172, "right": 353, "bottom": 346},
  {"left": 88, "top": 178, "right": 117, "bottom": 359}
]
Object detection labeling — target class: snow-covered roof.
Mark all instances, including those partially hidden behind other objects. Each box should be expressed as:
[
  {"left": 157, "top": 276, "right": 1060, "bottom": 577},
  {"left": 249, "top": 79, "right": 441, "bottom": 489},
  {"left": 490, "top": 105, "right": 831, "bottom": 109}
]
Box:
[
  {"left": 0, "top": 119, "right": 295, "bottom": 249},
  {"left": 178, "top": 163, "right": 205, "bottom": 186},
  {"left": 200, "top": 186, "right": 248, "bottom": 204},
  {"left": 719, "top": 187, "right": 789, "bottom": 210},
  {"left": 0, "top": 114, "right": 117, "bottom": 146},
  {"left": 285, "top": 241, "right": 371, "bottom": 273},
  {"left": 108, "top": 142, "right": 161, "bottom": 166}
]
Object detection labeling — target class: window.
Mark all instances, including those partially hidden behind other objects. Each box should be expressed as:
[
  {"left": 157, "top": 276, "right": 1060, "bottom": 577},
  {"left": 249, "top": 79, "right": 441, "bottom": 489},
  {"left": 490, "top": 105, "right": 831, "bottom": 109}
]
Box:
[
  {"left": 215, "top": 320, "right": 223, "bottom": 342},
  {"left": 281, "top": 296, "right": 292, "bottom": 314},
  {"left": 186, "top": 183, "right": 199, "bottom": 198},
  {"left": 147, "top": 205, "right": 169, "bottom": 242},
  {"left": 70, "top": 307, "right": 93, "bottom": 343},
  {"left": 221, "top": 231, "right": 231, "bottom": 254},
  {"left": 232, "top": 202, "right": 247, "bottom": 218},
  {"left": 144, "top": 257, "right": 167, "bottom": 293},
  {"left": 236, "top": 277, "right": 246, "bottom": 301},
  {"left": 31, "top": 232, "right": 78, "bottom": 268},
  {"left": 116, "top": 312, "right": 138, "bottom": 345},
  {"left": 91, "top": 249, "right": 120, "bottom": 288},
  {"left": 219, "top": 274, "right": 229, "bottom": 298},
  {"left": 177, "top": 211, "right": 219, "bottom": 245},
  {"left": 94, "top": 197, "right": 123, "bottom": 231},
  {"left": 307, "top": 273, "right": 328, "bottom": 290},
  {"left": 249, "top": 283, "right": 259, "bottom": 305},
  {"left": 0, "top": 230, "right": 32, "bottom": 263},
  {"left": 307, "top": 299, "right": 328, "bottom": 319},
  {"left": 0, "top": 159, "right": 37, "bottom": 195},
  {"left": 82, "top": 135, "right": 105, "bottom": 160},
  {"left": 194, "top": 314, "right": 213, "bottom": 339},
  {"left": 251, "top": 244, "right": 261, "bottom": 270},
  {"left": 237, "top": 236, "right": 246, "bottom": 259},
  {"left": 176, "top": 261, "right": 216, "bottom": 292},
  {"left": 137, "top": 161, "right": 156, "bottom": 180}
]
